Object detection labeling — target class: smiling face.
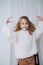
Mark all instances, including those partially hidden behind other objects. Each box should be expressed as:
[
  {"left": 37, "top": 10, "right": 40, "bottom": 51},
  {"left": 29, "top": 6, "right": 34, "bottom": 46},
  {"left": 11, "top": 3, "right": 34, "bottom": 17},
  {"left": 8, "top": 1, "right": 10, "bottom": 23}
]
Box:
[{"left": 20, "top": 19, "right": 29, "bottom": 31}]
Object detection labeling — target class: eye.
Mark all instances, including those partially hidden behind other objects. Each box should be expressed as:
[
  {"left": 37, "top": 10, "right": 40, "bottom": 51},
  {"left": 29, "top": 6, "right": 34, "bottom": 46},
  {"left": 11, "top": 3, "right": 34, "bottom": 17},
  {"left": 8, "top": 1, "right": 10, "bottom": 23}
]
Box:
[
  {"left": 21, "top": 23, "right": 24, "bottom": 25},
  {"left": 25, "top": 22, "right": 28, "bottom": 24}
]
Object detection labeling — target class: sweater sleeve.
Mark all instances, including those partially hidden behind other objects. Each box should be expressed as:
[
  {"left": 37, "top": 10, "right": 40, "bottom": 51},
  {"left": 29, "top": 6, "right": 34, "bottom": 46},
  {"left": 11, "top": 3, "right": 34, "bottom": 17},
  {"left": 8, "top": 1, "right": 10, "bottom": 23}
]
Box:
[
  {"left": 3, "top": 23, "right": 17, "bottom": 42},
  {"left": 35, "top": 21, "right": 43, "bottom": 40}
]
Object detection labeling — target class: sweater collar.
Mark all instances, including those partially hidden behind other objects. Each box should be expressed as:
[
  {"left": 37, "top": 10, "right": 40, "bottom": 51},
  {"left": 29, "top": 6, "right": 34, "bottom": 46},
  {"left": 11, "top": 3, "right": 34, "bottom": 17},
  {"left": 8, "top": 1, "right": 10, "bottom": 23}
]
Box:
[{"left": 20, "top": 29, "right": 28, "bottom": 31}]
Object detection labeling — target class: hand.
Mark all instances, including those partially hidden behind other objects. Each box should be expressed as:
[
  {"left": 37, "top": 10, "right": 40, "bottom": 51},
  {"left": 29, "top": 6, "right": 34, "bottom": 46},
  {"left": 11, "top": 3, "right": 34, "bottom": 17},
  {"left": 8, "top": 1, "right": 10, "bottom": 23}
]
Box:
[
  {"left": 37, "top": 16, "right": 43, "bottom": 21},
  {"left": 5, "top": 17, "right": 12, "bottom": 24}
]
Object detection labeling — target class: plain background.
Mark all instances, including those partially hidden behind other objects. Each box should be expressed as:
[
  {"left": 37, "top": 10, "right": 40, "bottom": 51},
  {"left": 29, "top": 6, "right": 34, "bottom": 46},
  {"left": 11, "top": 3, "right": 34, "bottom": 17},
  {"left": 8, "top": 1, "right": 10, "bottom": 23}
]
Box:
[{"left": 0, "top": 0, "right": 43, "bottom": 65}]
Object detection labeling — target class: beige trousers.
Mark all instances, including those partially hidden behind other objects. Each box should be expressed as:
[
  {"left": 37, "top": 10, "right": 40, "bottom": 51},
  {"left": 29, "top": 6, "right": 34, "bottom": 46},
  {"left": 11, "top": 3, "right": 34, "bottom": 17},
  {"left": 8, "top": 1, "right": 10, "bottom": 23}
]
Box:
[{"left": 18, "top": 56, "right": 35, "bottom": 65}]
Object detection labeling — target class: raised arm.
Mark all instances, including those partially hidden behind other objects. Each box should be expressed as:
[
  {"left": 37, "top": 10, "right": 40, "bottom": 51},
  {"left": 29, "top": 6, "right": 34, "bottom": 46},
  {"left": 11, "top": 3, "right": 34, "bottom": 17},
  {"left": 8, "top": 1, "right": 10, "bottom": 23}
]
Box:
[
  {"left": 3, "top": 17, "right": 17, "bottom": 42},
  {"left": 35, "top": 16, "right": 43, "bottom": 39}
]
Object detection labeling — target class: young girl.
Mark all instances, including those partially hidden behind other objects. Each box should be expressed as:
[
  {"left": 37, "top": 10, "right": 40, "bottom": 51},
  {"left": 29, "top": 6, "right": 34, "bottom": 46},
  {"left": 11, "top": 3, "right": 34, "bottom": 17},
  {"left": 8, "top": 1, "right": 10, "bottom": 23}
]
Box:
[{"left": 3, "top": 16, "right": 43, "bottom": 65}]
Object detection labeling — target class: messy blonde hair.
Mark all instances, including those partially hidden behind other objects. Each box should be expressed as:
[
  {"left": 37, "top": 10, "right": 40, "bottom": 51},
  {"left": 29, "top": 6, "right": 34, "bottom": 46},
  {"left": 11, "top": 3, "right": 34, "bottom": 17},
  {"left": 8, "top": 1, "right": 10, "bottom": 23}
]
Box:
[{"left": 13, "top": 16, "right": 36, "bottom": 35}]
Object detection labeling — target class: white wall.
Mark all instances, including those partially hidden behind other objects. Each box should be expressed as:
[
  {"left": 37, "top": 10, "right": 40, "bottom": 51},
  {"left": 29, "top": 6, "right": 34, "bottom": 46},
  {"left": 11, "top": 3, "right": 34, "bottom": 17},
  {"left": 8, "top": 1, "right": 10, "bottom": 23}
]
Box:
[
  {"left": 0, "top": 0, "right": 11, "bottom": 65},
  {"left": 0, "top": 0, "right": 43, "bottom": 65}
]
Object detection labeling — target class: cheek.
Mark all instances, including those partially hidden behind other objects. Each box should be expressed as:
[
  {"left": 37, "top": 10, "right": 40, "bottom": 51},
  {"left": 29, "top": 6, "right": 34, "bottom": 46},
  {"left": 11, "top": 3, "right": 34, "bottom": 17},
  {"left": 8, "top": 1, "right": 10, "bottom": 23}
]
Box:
[
  {"left": 20, "top": 24, "right": 23, "bottom": 28},
  {"left": 26, "top": 24, "right": 29, "bottom": 27}
]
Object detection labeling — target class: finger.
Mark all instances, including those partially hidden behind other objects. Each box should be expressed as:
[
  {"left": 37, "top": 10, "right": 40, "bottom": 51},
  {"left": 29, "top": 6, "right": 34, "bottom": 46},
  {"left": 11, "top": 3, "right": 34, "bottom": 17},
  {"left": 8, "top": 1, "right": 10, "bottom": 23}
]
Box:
[
  {"left": 7, "top": 17, "right": 12, "bottom": 20},
  {"left": 7, "top": 17, "right": 12, "bottom": 21},
  {"left": 37, "top": 16, "right": 41, "bottom": 18}
]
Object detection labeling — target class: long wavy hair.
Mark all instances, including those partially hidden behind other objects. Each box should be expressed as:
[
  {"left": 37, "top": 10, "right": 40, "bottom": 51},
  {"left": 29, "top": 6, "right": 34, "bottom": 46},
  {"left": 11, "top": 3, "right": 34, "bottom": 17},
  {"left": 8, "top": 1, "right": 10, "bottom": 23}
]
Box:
[{"left": 13, "top": 16, "right": 36, "bottom": 35}]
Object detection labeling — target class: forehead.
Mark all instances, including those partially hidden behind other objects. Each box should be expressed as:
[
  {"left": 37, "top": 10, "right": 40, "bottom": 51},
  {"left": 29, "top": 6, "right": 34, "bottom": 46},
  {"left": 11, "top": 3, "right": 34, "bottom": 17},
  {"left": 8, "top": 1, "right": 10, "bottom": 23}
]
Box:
[{"left": 20, "top": 18, "right": 28, "bottom": 23}]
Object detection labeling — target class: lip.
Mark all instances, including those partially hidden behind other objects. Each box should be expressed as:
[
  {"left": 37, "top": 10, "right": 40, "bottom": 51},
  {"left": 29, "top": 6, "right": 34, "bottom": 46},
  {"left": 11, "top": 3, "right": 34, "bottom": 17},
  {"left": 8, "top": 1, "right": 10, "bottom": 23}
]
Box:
[{"left": 23, "top": 27, "right": 26, "bottom": 28}]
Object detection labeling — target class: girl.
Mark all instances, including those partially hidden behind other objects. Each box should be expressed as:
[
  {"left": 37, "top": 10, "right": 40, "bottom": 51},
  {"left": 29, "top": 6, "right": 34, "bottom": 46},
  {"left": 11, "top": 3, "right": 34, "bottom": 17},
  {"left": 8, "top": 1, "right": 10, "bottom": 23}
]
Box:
[{"left": 3, "top": 16, "right": 43, "bottom": 65}]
